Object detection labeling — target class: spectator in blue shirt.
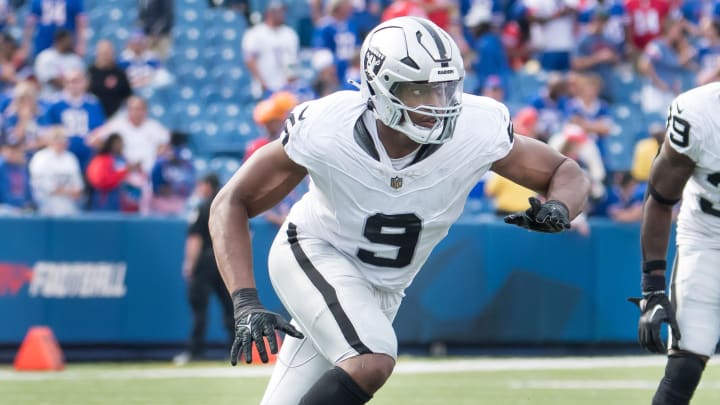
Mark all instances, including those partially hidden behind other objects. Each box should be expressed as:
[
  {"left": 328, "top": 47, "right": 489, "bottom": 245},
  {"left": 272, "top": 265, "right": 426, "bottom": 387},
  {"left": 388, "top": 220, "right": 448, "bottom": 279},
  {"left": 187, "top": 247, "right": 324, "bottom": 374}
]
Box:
[
  {"left": 697, "top": 18, "right": 720, "bottom": 85},
  {"left": 0, "top": 1, "right": 16, "bottom": 33},
  {"left": 43, "top": 68, "right": 106, "bottom": 170},
  {"left": 566, "top": 72, "right": 613, "bottom": 162},
  {"left": 150, "top": 132, "right": 196, "bottom": 215},
  {"left": 312, "top": 0, "right": 359, "bottom": 83},
  {"left": 577, "top": 0, "right": 626, "bottom": 52},
  {"left": 24, "top": 0, "right": 87, "bottom": 57},
  {"left": 681, "top": 0, "right": 704, "bottom": 30},
  {"left": 465, "top": 5, "right": 511, "bottom": 96},
  {"left": 1, "top": 80, "right": 47, "bottom": 154},
  {"left": 571, "top": 7, "right": 619, "bottom": 101},
  {"left": 529, "top": 72, "right": 570, "bottom": 141},
  {"left": 351, "top": 0, "right": 381, "bottom": 41},
  {"left": 638, "top": 17, "right": 698, "bottom": 115},
  {"left": 118, "top": 31, "right": 162, "bottom": 91},
  {"left": 0, "top": 141, "right": 33, "bottom": 213},
  {"left": 605, "top": 171, "right": 647, "bottom": 221}
]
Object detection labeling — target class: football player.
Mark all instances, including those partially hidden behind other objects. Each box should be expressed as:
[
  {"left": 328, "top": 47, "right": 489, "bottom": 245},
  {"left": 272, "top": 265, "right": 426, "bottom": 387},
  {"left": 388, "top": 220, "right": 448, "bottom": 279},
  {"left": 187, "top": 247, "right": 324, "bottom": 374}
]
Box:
[
  {"left": 631, "top": 82, "right": 720, "bottom": 404},
  {"left": 210, "top": 17, "right": 590, "bottom": 404}
]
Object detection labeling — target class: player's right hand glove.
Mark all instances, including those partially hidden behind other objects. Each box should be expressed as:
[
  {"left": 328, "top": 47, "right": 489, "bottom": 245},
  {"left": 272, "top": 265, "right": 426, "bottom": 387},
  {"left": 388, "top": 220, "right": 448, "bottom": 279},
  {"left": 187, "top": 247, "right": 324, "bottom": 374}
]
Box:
[
  {"left": 628, "top": 290, "right": 681, "bottom": 354},
  {"left": 504, "top": 197, "right": 571, "bottom": 233},
  {"left": 230, "top": 288, "right": 304, "bottom": 365}
]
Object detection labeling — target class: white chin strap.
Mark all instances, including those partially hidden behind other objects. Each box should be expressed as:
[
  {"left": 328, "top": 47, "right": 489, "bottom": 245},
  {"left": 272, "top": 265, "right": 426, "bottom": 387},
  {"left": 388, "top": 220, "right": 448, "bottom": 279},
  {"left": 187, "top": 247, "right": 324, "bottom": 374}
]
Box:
[{"left": 393, "top": 110, "right": 447, "bottom": 144}]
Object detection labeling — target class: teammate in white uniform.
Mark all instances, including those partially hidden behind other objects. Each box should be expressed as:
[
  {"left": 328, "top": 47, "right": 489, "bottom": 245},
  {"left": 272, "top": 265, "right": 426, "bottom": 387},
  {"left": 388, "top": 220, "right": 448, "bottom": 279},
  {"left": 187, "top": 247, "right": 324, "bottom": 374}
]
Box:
[
  {"left": 631, "top": 82, "right": 720, "bottom": 405},
  {"left": 210, "top": 17, "right": 590, "bottom": 405}
]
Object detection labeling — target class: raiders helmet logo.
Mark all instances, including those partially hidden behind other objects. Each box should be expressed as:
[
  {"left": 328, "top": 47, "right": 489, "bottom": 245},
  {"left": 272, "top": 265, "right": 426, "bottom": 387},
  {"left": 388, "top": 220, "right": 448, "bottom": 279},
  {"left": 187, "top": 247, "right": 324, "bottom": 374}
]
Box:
[
  {"left": 364, "top": 48, "right": 385, "bottom": 78},
  {"left": 390, "top": 176, "right": 403, "bottom": 189}
]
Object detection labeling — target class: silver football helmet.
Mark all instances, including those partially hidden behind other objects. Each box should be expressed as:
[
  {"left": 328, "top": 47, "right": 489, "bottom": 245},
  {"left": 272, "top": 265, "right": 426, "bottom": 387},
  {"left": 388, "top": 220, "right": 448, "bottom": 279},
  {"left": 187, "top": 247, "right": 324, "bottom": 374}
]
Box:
[{"left": 359, "top": 17, "right": 464, "bottom": 144}]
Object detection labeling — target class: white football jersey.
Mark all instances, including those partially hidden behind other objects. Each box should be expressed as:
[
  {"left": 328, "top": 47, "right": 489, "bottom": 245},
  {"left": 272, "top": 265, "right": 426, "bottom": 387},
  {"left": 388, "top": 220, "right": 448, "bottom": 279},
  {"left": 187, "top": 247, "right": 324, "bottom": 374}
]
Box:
[
  {"left": 282, "top": 91, "right": 513, "bottom": 291},
  {"left": 667, "top": 82, "right": 720, "bottom": 248}
]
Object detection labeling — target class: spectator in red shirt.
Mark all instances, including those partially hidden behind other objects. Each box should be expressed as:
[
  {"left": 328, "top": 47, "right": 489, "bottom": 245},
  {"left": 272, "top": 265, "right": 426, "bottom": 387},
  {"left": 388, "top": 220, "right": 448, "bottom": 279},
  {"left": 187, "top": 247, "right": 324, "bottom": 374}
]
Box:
[
  {"left": 86, "top": 133, "right": 141, "bottom": 211},
  {"left": 381, "top": 0, "right": 427, "bottom": 22},
  {"left": 625, "top": 0, "right": 672, "bottom": 53}
]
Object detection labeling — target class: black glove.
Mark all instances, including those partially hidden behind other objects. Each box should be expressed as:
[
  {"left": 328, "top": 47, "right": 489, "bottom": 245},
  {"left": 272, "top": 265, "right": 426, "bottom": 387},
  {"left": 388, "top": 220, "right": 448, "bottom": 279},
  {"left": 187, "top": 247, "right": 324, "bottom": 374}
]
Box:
[
  {"left": 504, "top": 197, "right": 571, "bottom": 233},
  {"left": 628, "top": 289, "right": 681, "bottom": 354},
  {"left": 230, "top": 288, "right": 304, "bottom": 365}
]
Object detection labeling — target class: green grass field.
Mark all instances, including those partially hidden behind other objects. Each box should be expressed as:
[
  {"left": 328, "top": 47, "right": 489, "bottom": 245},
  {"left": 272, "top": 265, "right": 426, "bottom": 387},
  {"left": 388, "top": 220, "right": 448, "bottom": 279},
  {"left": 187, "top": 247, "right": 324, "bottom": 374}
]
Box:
[{"left": 2, "top": 356, "right": 720, "bottom": 404}]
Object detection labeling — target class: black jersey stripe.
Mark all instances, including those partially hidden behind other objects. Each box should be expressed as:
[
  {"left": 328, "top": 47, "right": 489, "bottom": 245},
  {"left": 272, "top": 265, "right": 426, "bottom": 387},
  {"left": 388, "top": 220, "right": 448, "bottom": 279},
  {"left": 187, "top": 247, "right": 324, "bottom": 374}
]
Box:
[{"left": 286, "top": 223, "right": 373, "bottom": 355}]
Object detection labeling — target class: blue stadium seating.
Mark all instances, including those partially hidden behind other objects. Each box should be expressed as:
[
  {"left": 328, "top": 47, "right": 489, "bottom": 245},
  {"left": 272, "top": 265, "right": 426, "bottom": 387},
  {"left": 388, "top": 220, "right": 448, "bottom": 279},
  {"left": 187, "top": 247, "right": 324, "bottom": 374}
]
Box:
[
  {"left": 209, "top": 156, "right": 243, "bottom": 183},
  {"left": 77, "top": 0, "right": 668, "bottom": 162},
  {"left": 508, "top": 70, "right": 548, "bottom": 104}
]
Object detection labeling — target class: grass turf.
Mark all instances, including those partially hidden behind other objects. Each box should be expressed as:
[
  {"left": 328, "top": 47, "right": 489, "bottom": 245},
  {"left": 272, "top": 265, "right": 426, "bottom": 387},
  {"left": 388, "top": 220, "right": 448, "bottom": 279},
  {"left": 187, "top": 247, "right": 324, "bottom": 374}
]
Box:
[{"left": 2, "top": 358, "right": 720, "bottom": 404}]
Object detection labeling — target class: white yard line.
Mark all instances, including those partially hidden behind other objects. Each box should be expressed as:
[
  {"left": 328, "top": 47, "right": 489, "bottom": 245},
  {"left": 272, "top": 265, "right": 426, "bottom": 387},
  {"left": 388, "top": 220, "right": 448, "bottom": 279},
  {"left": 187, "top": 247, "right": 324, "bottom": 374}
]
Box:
[
  {"left": 508, "top": 380, "right": 720, "bottom": 390},
  {"left": 0, "top": 356, "right": 674, "bottom": 381}
]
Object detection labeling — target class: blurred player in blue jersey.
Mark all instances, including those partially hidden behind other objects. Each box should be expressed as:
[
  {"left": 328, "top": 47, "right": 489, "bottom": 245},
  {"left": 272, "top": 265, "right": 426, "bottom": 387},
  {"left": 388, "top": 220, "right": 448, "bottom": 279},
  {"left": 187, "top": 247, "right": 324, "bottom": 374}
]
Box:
[
  {"left": 312, "top": 0, "right": 359, "bottom": 84},
  {"left": 24, "top": 0, "right": 87, "bottom": 57},
  {"left": 42, "top": 68, "right": 105, "bottom": 170}
]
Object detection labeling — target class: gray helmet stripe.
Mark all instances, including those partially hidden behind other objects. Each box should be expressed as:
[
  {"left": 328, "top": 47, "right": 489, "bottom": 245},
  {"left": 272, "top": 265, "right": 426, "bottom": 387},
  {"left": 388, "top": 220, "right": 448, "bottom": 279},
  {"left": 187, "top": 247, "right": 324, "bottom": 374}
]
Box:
[{"left": 415, "top": 18, "right": 449, "bottom": 62}]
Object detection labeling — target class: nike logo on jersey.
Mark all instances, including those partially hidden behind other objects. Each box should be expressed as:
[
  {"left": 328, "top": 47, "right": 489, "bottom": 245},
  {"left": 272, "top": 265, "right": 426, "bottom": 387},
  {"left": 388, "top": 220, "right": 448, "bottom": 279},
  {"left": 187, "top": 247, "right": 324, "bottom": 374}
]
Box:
[
  {"left": 675, "top": 103, "right": 684, "bottom": 114},
  {"left": 298, "top": 105, "right": 308, "bottom": 121},
  {"left": 282, "top": 106, "right": 309, "bottom": 146}
]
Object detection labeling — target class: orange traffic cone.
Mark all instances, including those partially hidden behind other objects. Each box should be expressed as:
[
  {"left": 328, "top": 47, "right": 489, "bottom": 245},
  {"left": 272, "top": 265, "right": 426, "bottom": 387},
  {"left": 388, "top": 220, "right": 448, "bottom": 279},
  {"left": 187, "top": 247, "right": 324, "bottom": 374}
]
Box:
[
  {"left": 13, "top": 326, "right": 65, "bottom": 371},
  {"left": 249, "top": 333, "right": 282, "bottom": 364}
]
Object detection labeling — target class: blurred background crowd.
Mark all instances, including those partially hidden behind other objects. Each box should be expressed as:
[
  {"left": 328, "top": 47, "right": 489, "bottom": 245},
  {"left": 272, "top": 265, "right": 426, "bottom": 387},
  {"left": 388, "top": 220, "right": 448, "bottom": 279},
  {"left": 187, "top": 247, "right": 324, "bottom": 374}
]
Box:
[{"left": 0, "top": 0, "right": 707, "bottom": 229}]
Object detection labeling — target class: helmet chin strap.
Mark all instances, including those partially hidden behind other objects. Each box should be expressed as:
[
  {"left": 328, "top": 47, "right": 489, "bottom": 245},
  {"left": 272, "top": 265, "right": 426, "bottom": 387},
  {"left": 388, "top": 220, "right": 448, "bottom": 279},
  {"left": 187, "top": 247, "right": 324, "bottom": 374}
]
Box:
[{"left": 392, "top": 110, "right": 446, "bottom": 144}]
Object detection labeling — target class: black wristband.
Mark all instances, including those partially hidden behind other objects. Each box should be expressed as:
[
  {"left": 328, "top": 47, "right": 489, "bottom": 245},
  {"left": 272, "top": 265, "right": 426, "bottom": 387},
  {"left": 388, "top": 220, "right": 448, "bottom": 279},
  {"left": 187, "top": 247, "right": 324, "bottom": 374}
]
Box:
[
  {"left": 642, "top": 260, "right": 667, "bottom": 273},
  {"left": 642, "top": 273, "right": 666, "bottom": 293},
  {"left": 231, "top": 288, "right": 263, "bottom": 313}
]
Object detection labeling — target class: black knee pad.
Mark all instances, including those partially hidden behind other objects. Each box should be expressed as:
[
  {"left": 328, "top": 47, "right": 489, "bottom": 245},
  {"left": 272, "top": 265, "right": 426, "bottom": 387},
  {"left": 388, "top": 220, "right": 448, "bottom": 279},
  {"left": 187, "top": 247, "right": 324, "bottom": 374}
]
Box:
[
  {"left": 652, "top": 353, "right": 706, "bottom": 405},
  {"left": 299, "top": 367, "right": 372, "bottom": 405}
]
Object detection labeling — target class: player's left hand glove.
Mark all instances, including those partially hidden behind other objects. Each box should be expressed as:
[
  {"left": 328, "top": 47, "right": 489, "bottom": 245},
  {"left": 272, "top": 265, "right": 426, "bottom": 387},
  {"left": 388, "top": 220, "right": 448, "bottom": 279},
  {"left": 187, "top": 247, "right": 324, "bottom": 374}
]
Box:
[
  {"left": 230, "top": 288, "right": 304, "bottom": 365},
  {"left": 628, "top": 280, "right": 681, "bottom": 354},
  {"left": 504, "top": 197, "right": 571, "bottom": 233}
]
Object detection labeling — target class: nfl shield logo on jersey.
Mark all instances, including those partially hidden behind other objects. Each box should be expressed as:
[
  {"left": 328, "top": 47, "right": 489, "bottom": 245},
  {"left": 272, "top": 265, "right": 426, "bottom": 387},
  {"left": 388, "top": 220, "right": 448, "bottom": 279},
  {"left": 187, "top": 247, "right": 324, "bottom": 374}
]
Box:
[{"left": 390, "top": 176, "right": 403, "bottom": 189}]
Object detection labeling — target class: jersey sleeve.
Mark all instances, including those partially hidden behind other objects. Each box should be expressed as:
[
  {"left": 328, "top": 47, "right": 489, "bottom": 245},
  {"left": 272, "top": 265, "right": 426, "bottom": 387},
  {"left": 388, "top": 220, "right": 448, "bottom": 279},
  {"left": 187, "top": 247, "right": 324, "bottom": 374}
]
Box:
[
  {"left": 487, "top": 101, "right": 515, "bottom": 161},
  {"left": 665, "top": 95, "right": 704, "bottom": 163},
  {"left": 281, "top": 101, "right": 323, "bottom": 169}
]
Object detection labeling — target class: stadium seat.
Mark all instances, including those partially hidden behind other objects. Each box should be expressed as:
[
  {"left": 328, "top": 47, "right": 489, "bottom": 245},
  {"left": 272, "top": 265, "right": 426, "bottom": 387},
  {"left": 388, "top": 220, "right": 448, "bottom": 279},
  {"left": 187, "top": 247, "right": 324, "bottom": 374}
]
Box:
[
  {"left": 181, "top": 46, "right": 201, "bottom": 62},
  {"left": 610, "top": 68, "right": 642, "bottom": 107},
  {"left": 193, "top": 156, "right": 209, "bottom": 174},
  {"left": 250, "top": 0, "right": 271, "bottom": 14},
  {"left": 149, "top": 104, "right": 167, "bottom": 122},
  {"left": 177, "top": 86, "right": 198, "bottom": 102},
  {"left": 209, "top": 156, "right": 243, "bottom": 183},
  {"left": 210, "top": 65, "right": 247, "bottom": 85},
  {"left": 207, "top": 103, "right": 242, "bottom": 121},
  {"left": 509, "top": 71, "right": 547, "bottom": 103},
  {"left": 173, "top": 27, "right": 204, "bottom": 46},
  {"left": 181, "top": 9, "right": 202, "bottom": 25},
  {"left": 643, "top": 112, "right": 666, "bottom": 131}
]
